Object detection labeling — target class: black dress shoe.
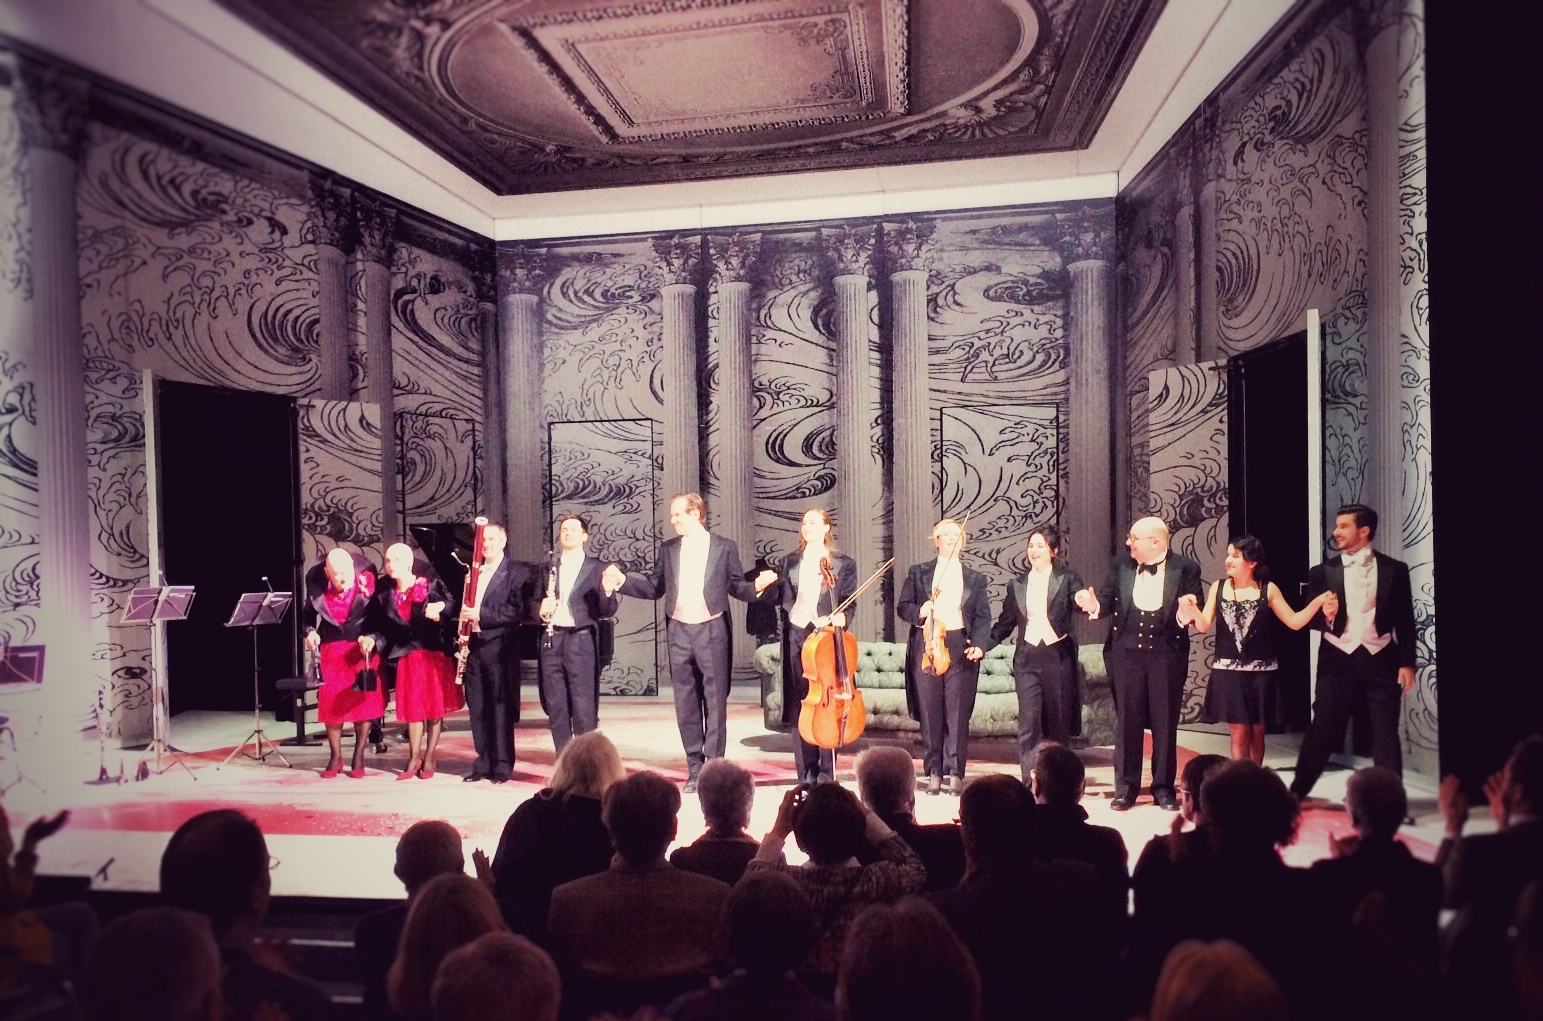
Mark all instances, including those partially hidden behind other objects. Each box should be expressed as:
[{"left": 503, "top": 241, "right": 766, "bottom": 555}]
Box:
[
  {"left": 463, "top": 773, "right": 488, "bottom": 783},
  {"left": 490, "top": 775, "right": 510, "bottom": 784},
  {"left": 1110, "top": 794, "right": 1133, "bottom": 812},
  {"left": 1156, "top": 793, "right": 1180, "bottom": 811}
]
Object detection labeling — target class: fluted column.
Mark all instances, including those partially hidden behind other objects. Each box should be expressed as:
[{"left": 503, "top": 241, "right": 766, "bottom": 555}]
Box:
[
  {"left": 884, "top": 220, "right": 937, "bottom": 582},
  {"left": 1195, "top": 100, "right": 1225, "bottom": 362},
  {"left": 823, "top": 226, "right": 881, "bottom": 641},
  {"left": 16, "top": 60, "right": 93, "bottom": 726},
  {"left": 356, "top": 197, "right": 399, "bottom": 541},
  {"left": 309, "top": 177, "right": 352, "bottom": 400},
  {"left": 1171, "top": 127, "right": 1199, "bottom": 366},
  {"left": 708, "top": 234, "right": 759, "bottom": 674},
  {"left": 1059, "top": 208, "right": 1116, "bottom": 584},
  {"left": 653, "top": 236, "right": 703, "bottom": 520},
  {"left": 497, "top": 248, "right": 548, "bottom": 560},
  {"left": 476, "top": 267, "right": 506, "bottom": 524}
]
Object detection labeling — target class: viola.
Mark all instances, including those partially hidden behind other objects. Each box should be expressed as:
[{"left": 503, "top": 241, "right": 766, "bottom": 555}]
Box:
[{"left": 797, "top": 557, "right": 894, "bottom": 751}]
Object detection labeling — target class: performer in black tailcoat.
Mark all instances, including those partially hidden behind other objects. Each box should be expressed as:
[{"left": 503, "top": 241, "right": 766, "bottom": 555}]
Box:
[
  {"left": 536, "top": 514, "right": 619, "bottom": 756},
  {"left": 460, "top": 522, "right": 527, "bottom": 784}
]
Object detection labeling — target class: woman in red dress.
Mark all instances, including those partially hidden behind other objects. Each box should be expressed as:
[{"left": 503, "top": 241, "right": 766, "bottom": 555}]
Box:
[
  {"left": 377, "top": 543, "right": 463, "bottom": 779},
  {"left": 304, "top": 547, "right": 385, "bottom": 778}
]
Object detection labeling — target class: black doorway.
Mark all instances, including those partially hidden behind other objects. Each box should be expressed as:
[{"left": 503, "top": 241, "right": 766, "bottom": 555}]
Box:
[
  {"left": 1227, "top": 332, "right": 1311, "bottom": 730},
  {"left": 158, "top": 380, "right": 299, "bottom": 715}
]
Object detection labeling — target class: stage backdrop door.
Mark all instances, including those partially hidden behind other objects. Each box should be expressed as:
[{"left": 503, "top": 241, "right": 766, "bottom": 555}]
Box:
[
  {"left": 159, "top": 380, "right": 299, "bottom": 714},
  {"left": 547, "top": 419, "right": 660, "bottom": 695}
]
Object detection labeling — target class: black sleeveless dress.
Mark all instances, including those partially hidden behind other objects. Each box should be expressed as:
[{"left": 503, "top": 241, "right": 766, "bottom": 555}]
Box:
[{"left": 1202, "top": 584, "right": 1282, "bottom": 725}]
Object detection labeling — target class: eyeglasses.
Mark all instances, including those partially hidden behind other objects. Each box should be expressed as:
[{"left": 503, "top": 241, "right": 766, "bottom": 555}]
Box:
[{"left": 268, "top": 855, "right": 281, "bottom": 871}]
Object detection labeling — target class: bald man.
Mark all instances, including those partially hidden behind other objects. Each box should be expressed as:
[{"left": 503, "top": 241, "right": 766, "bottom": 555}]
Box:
[
  {"left": 1076, "top": 517, "right": 1202, "bottom": 811},
  {"left": 304, "top": 547, "right": 383, "bottom": 778}
]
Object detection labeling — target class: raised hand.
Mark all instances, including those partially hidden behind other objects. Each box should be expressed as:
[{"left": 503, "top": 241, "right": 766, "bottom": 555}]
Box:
[
  {"left": 1075, "top": 587, "right": 1100, "bottom": 620},
  {"left": 601, "top": 564, "right": 626, "bottom": 594},
  {"left": 753, "top": 569, "right": 778, "bottom": 593},
  {"left": 1437, "top": 774, "right": 1468, "bottom": 836},
  {"left": 425, "top": 600, "right": 446, "bottom": 621},
  {"left": 471, "top": 848, "right": 494, "bottom": 892},
  {"left": 21, "top": 810, "right": 69, "bottom": 852},
  {"left": 1483, "top": 769, "right": 1508, "bottom": 828}
]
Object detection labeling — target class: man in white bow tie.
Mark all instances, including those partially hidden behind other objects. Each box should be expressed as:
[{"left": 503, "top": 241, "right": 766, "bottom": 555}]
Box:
[{"left": 1288, "top": 503, "right": 1418, "bottom": 800}]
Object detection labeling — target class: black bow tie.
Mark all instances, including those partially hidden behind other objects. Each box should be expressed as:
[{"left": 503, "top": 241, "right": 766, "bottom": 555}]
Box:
[{"left": 1137, "top": 561, "right": 1163, "bottom": 576}]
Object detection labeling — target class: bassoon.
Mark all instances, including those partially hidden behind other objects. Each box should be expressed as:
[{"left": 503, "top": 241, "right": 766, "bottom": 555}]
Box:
[{"left": 453, "top": 516, "right": 489, "bottom": 685}]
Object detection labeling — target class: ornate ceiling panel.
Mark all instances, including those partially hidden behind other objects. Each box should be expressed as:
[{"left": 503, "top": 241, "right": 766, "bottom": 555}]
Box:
[{"left": 215, "top": 0, "right": 1167, "bottom": 195}]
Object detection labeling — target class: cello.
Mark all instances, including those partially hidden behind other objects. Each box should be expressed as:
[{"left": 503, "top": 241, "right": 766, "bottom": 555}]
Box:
[{"left": 798, "top": 558, "right": 895, "bottom": 751}]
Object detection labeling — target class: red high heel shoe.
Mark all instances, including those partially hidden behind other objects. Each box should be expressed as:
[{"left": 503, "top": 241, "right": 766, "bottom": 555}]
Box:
[
  {"left": 418, "top": 765, "right": 435, "bottom": 779},
  {"left": 348, "top": 766, "right": 367, "bottom": 778},
  {"left": 398, "top": 762, "right": 422, "bottom": 780},
  {"left": 321, "top": 764, "right": 341, "bottom": 779}
]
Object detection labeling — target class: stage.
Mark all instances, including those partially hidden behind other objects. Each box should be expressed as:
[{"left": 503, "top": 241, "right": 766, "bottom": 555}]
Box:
[{"left": 2, "top": 689, "right": 1449, "bottom": 901}]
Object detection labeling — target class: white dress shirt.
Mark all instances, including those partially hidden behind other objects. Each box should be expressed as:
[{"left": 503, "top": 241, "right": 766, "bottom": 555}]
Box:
[
  {"left": 788, "top": 552, "right": 825, "bottom": 628},
  {"left": 1323, "top": 547, "right": 1391, "bottom": 655},
  {"left": 550, "top": 549, "right": 585, "bottom": 627},
  {"left": 929, "top": 559, "right": 965, "bottom": 631},
  {"left": 1132, "top": 558, "right": 1166, "bottom": 611},
  {"left": 1021, "top": 567, "right": 1063, "bottom": 646},
  {"left": 672, "top": 531, "right": 716, "bottom": 624},
  {"left": 475, "top": 555, "right": 502, "bottom": 610}
]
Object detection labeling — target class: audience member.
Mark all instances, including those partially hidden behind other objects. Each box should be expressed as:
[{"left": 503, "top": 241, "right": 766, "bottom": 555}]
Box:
[
  {"left": 160, "top": 808, "right": 335, "bottom": 1021},
  {"left": 928, "top": 773, "right": 1104, "bottom": 1021},
  {"left": 548, "top": 771, "right": 730, "bottom": 1018},
  {"left": 1514, "top": 880, "right": 1543, "bottom": 1021},
  {"left": 1131, "top": 754, "right": 1227, "bottom": 916},
  {"left": 1148, "top": 938, "right": 1288, "bottom": 1021},
  {"left": 356, "top": 820, "right": 466, "bottom": 1016},
  {"left": 853, "top": 746, "right": 965, "bottom": 891},
  {"left": 491, "top": 731, "right": 627, "bottom": 941},
  {"left": 666, "top": 871, "right": 835, "bottom": 1021},
  {"left": 834, "top": 898, "right": 980, "bottom": 1021},
  {"left": 430, "top": 931, "right": 561, "bottom": 1021},
  {"left": 77, "top": 907, "right": 223, "bottom": 1021},
  {"left": 387, "top": 872, "right": 507, "bottom": 1021},
  {"left": 670, "top": 758, "right": 772, "bottom": 885},
  {"left": 1309, "top": 767, "right": 1441, "bottom": 1021},
  {"left": 1438, "top": 734, "right": 1543, "bottom": 1020},
  {"left": 0, "top": 803, "right": 98, "bottom": 993},
  {"left": 746, "top": 781, "right": 926, "bottom": 998},
  {"left": 1029, "top": 742, "right": 1129, "bottom": 926}
]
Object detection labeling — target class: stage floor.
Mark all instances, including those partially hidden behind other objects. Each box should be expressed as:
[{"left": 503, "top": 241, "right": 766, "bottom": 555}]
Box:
[{"left": 2, "top": 689, "right": 1450, "bottom": 900}]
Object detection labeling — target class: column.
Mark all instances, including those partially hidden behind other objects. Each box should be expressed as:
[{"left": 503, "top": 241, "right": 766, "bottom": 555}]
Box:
[
  {"left": 1058, "top": 208, "right": 1116, "bottom": 585},
  {"left": 16, "top": 59, "right": 94, "bottom": 733},
  {"left": 309, "top": 176, "right": 352, "bottom": 400},
  {"left": 822, "top": 226, "right": 882, "bottom": 641},
  {"left": 653, "top": 235, "right": 703, "bottom": 520},
  {"left": 476, "top": 266, "right": 506, "bottom": 524},
  {"left": 1171, "top": 126, "right": 1199, "bottom": 366},
  {"left": 497, "top": 247, "right": 548, "bottom": 560},
  {"left": 355, "top": 197, "right": 399, "bottom": 541},
  {"left": 1195, "top": 100, "right": 1225, "bottom": 363},
  {"left": 708, "top": 234, "right": 759, "bottom": 674},
  {"left": 884, "top": 219, "right": 937, "bottom": 581}
]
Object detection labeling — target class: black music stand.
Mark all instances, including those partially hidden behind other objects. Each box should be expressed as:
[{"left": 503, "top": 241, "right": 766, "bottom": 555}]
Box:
[
  {"left": 120, "top": 585, "right": 197, "bottom": 780},
  {"left": 221, "top": 591, "right": 293, "bottom": 768},
  {"left": 0, "top": 644, "right": 44, "bottom": 793}
]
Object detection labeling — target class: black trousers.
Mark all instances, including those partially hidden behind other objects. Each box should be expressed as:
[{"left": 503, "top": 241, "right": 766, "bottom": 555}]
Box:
[
  {"left": 785, "top": 621, "right": 835, "bottom": 783},
  {"left": 462, "top": 634, "right": 513, "bottom": 779},
  {"left": 1290, "top": 643, "right": 1403, "bottom": 797},
  {"left": 666, "top": 617, "right": 731, "bottom": 773},
  {"left": 915, "top": 630, "right": 979, "bottom": 779},
  {"left": 1013, "top": 640, "right": 1076, "bottom": 781},
  {"left": 1107, "top": 644, "right": 1187, "bottom": 799},
  {"left": 539, "top": 627, "right": 599, "bottom": 756}
]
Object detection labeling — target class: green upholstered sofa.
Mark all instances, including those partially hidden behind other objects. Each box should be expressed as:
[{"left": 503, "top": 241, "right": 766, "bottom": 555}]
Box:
[{"left": 754, "top": 640, "right": 1115, "bottom": 746}]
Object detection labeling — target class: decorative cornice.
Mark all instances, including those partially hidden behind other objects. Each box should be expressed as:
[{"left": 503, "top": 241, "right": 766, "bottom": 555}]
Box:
[
  {"left": 354, "top": 196, "right": 398, "bottom": 266},
  {"left": 708, "top": 233, "right": 761, "bottom": 287},
  {"left": 1056, "top": 205, "right": 1116, "bottom": 265},
  {"left": 496, "top": 246, "right": 550, "bottom": 296},
  {"left": 881, "top": 219, "right": 936, "bottom": 274},
  {"left": 306, "top": 176, "right": 353, "bottom": 250},
  {"left": 14, "top": 57, "right": 90, "bottom": 159},
  {"left": 821, "top": 224, "right": 876, "bottom": 278},
  {"left": 652, "top": 235, "right": 702, "bottom": 287}
]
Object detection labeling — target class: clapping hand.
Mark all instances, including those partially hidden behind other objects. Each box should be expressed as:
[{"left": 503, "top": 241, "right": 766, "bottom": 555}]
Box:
[{"left": 21, "top": 810, "right": 69, "bottom": 853}]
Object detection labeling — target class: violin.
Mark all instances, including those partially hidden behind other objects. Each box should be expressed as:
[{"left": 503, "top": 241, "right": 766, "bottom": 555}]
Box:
[
  {"left": 798, "top": 557, "right": 894, "bottom": 751},
  {"left": 921, "top": 512, "right": 970, "bottom": 676}
]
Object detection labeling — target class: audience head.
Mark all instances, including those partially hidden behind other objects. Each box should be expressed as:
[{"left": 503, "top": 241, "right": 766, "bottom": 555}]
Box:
[
  {"left": 1031, "top": 742, "right": 1085, "bottom": 806},
  {"left": 1504, "top": 734, "right": 1543, "bottom": 819},
  {"left": 793, "top": 781, "right": 868, "bottom": 866},
  {"left": 836, "top": 898, "right": 981, "bottom": 1021},
  {"left": 79, "top": 907, "right": 223, "bottom": 1021},
  {"left": 1181, "top": 753, "right": 1229, "bottom": 825},
  {"left": 724, "top": 870, "right": 817, "bottom": 975},
  {"left": 855, "top": 745, "right": 917, "bottom": 817},
  {"left": 696, "top": 757, "right": 755, "bottom": 834},
  {"left": 1200, "top": 760, "right": 1299, "bottom": 854},
  {"left": 1344, "top": 767, "right": 1408, "bottom": 841},
  {"left": 1150, "top": 939, "right": 1288, "bottom": 1021},
  {"left": 388, "top": 873, "right": 507, "bottom": 1020},
  {"left": 550, "top": 731, "right": 628, "bottom": 800},
  {"left": 958, "top": 773, "right": 1035, "bottom": 869},
  {"left": 430, "top": 931, "right": 560, "bottom": 1021},
  {"left": 394, "top": 820, "right": 465, "bottom": 896},
  {"left": 159, "top": 809, "right": 270, "bottom": 937},
  {"left": 602, "top": 770, "right": 681, "bottom": 865}
]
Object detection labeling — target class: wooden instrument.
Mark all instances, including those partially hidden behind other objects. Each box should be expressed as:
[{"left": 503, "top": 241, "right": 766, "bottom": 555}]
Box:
[
  {"left": 542, "top": 548, "right": 559, "bottom": 651},
  {"left": 921, "top": 511, "right": 970, "bottom": 677},
  {"left": 453, "top": 516, "right": 489, "bottom": 685},
  {"left": 798, "top": 557, "right": 894, "bottom": 751}
]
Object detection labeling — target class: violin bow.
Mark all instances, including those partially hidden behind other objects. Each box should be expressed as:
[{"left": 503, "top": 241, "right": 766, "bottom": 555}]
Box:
[{"left": 830, "top": 558, "right": 896, "bottom": 618}]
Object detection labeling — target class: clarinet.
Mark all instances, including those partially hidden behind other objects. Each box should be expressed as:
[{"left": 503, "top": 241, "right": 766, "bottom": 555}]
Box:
[
  {"left": 542, "top": 549, "right": 559, "bottom": 651},
  {"left": 453, "top": 516, "right": 489, "bottom": 686}
]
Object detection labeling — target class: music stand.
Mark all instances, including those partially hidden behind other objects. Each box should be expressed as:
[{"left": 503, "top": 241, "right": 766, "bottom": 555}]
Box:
[
  {"left": 221, "top": 591, "right": 294, "bottom": 768},
  {"left": 119, "top": 585, "right": 197, "bottom": 780}
]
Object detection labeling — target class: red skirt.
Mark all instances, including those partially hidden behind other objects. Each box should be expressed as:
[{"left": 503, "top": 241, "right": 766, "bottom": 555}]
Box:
[
  {"left": 394, "top": 649, "right": 464, "bottom": 722},
  {"left": 316, "top": 641, "right": 385, "bottom": 724}
]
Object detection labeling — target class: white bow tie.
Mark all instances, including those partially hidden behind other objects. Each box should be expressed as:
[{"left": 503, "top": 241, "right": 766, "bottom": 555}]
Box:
[{"left": 1342, "top": 550, "right": 1373, "bottom": 569}]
